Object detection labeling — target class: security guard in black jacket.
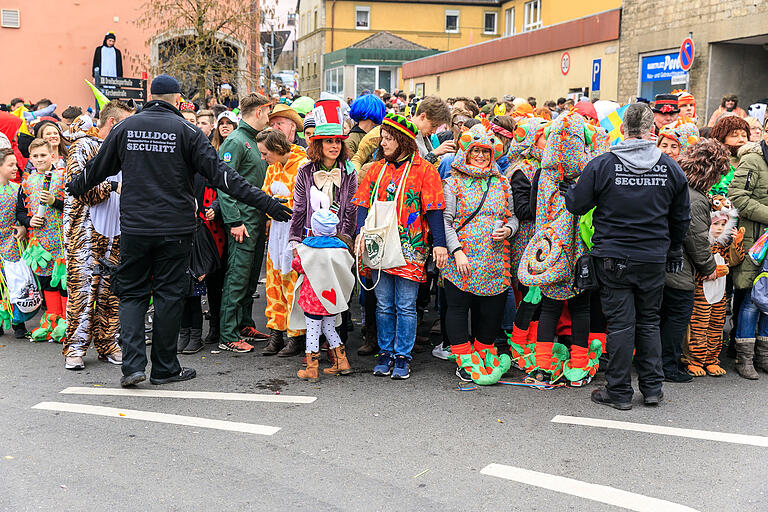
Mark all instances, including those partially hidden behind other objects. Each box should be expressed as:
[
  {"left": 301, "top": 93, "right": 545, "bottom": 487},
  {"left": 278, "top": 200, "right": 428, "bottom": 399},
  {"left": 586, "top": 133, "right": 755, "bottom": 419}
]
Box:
[
  {"left": 563, "top": 103, "right": 690, "bottom": 411},
  {"left": 68, "top": 75, "right": 292, "bottom": 387}
]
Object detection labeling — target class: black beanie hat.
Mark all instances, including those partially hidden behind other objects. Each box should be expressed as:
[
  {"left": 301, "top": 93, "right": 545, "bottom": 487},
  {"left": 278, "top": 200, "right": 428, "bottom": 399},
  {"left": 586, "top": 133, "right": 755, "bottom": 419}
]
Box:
[{"left": 150, "top": 74, "right": 181, "bottom": 95}]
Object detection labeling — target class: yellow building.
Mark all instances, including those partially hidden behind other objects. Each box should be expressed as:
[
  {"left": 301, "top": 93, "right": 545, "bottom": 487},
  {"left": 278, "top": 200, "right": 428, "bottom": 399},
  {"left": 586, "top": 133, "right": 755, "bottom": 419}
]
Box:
[{"left": 296, "top": 0, "right": 619, "bottom": 99}]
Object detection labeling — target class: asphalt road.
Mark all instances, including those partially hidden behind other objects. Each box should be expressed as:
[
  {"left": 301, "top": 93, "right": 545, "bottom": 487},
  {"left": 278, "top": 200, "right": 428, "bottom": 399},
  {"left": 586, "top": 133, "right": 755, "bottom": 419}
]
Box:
[{"left": 1, "top": 294, "right": 767, "bottom": 511}]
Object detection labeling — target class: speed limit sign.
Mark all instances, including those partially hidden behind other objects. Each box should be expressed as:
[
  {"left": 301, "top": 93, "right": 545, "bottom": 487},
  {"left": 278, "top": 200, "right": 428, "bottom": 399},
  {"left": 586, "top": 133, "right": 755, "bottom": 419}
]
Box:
[{"left": 560, "top": 52, "right": 571, "bottom": 75}]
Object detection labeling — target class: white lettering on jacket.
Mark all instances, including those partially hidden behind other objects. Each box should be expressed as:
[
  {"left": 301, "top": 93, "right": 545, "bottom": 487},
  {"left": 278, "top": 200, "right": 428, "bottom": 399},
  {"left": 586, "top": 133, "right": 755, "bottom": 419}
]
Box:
[
  {"left": 126, "top": 130, "right": 177, "bottom": 153},
  {"left": 613, "top": 163, "right": 668, "bottom": 186}
]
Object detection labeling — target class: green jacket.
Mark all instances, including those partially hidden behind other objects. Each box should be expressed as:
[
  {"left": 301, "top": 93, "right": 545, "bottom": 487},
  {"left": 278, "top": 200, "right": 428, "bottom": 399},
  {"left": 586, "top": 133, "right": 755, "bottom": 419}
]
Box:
[
  {"left": 217, "top": 120, "right": 268, "bottom": 228},
  {"left": 729, "top": 141, "right": 768, "bottom": 289}
]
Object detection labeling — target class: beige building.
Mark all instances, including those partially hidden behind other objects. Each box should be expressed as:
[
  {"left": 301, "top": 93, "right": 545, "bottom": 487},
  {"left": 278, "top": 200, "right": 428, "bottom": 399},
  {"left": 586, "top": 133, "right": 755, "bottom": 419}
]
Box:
[{"left": 402, "top": 9, "right": 620, "bottom": 101}]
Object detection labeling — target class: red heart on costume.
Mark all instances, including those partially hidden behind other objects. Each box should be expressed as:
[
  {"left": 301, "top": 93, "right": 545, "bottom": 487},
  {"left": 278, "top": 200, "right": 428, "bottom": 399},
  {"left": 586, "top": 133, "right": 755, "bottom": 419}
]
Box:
[{"left": 321, "top": 288, "right": 337, "bottom": 305}]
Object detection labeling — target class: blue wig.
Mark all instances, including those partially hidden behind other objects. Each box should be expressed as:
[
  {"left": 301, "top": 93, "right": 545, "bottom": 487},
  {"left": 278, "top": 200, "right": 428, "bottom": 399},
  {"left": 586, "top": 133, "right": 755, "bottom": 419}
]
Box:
[{"left": 349, "top": 94, "right": 386, "bottom": 124}]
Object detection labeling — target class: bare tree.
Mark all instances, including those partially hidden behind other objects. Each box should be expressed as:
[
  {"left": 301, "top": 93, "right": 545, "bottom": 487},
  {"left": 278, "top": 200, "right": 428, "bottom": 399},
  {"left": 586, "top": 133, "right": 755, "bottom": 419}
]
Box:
[{"left": 136, "top": 0, "right": 276, "bottom": 100}]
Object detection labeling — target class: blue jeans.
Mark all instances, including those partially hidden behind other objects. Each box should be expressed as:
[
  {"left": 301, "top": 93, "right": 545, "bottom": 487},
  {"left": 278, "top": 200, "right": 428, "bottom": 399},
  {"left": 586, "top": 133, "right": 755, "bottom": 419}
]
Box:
[
  {"left": 501, "top": 287, "right": 517, "bottom": 330},
  {"left": 373, "top": 270, "right": 420, "bottom": 359},
  {"left": 735, "top": 293, "right": 768, "bottom": 340}
]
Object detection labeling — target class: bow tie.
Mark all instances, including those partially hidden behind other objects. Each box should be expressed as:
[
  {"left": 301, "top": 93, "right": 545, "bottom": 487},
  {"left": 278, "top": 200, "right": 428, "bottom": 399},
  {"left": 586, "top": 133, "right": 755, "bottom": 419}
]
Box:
[{"left": 313, "top": 168, "right": 342, "bottom": 190}]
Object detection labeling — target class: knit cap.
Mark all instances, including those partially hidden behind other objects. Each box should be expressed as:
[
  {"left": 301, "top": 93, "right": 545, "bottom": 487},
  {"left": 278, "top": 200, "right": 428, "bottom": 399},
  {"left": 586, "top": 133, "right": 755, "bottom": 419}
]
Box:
[{"left": 310, "top": 209, "right": 339, "bottom": 237}]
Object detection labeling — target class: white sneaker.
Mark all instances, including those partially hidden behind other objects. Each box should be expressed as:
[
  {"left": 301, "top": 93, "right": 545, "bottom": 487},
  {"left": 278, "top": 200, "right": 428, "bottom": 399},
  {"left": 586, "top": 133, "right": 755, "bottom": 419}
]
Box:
[
  {"left": 99, "top": 350, "right": 123, "bottom": 365},
  {"left": 431, "top": 343, "right": 450, "bottom": 360},
  {"left": 65, "top": 356, "right": 85, "bottom": 371}
]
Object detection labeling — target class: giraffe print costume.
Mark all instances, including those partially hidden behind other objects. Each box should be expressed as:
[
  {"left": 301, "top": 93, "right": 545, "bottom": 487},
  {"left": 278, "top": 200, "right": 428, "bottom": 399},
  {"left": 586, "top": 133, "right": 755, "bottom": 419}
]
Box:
[{"left": 262, "top": 145, "right": 307, "bottom": 336}]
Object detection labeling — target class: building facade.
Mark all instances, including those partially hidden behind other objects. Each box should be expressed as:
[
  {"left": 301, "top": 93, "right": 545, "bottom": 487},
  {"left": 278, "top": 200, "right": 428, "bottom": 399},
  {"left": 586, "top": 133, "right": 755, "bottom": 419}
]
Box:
[
  {"left": 296, "top": 0, "right": 615, "bottom": 98},
  {"left": 618, "top": 0, "right": 768, "bottom": 121},
  {"left": 401, "top": 6, "right": 620, "bottom": 102}
]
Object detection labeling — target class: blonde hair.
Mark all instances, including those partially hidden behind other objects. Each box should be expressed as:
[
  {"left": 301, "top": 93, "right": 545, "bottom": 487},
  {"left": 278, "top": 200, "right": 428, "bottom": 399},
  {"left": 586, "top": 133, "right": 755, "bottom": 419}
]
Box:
[{"left": 28, "top": 138, "right": 52, "bottom": 154}]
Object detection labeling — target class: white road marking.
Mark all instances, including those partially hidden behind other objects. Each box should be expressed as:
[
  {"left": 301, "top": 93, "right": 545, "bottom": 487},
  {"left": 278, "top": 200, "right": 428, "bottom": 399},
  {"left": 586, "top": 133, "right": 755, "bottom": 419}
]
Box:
[
  {"left": 32, "top": 402, "right": 280, "bottom": 435},
  {"left": 480, "top": 464, "right": 699, "bottom": 512},
  {"left": 60, "top": 386, "right": 316, "bottom": 404},
  {"left": 552, "top": 415, "right": 768, "bottom": 447}
]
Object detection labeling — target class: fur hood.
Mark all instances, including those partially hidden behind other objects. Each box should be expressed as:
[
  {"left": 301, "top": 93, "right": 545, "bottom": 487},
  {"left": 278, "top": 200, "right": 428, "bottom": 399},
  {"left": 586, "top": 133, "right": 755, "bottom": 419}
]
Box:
[
  {"left": 737, "top": 141, "right": 764, "bottom": 159},
  {"left": 709, "top": 194, "right": 738, "bottom": 245}
]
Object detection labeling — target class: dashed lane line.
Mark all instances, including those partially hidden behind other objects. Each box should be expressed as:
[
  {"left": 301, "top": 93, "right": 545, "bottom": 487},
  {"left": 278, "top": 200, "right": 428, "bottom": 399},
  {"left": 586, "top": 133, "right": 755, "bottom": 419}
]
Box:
[
  {"left": 552, "top": 415, "right": 768, "bottom": 447},
  {"left": 480, "top": 464, "right": 700, "bottom": 512},
  {"left": 60, "top": 386, "right": 316, "bottom": 404},
  {"left": 32, "top": 402, "right": 280, "bottom": 435}
]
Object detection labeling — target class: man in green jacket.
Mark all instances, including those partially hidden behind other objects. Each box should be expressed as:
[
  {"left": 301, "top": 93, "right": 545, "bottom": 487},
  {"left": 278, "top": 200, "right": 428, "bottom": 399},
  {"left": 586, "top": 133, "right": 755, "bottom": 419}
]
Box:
[{"left": 218, "top": 93, "right": 273, "bottom": 352}]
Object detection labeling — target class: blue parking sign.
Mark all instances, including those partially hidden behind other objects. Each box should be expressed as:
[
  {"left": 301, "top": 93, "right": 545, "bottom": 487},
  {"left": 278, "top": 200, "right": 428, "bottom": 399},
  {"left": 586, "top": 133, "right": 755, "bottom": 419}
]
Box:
[{"left": 592, "top": 59, "right": 601, "bottom": 92}]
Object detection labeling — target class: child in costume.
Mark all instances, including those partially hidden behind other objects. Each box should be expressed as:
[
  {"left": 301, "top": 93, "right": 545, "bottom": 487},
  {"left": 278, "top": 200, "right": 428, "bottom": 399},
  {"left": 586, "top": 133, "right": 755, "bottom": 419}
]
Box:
[
  {"left": 0, "top": 148, "right": 30, "bottom": 337},
  {"left": 516, "top": 111, "right": 603, "bottom": 386},
  {"left": 19, "top": 138, "right": 67, "bottom": 342},
  {"left": 684, "top": 195, "right": 744, "bottom": 376},
  {"left": 289, "top": 199, "right": 356, "bottom": 382}
]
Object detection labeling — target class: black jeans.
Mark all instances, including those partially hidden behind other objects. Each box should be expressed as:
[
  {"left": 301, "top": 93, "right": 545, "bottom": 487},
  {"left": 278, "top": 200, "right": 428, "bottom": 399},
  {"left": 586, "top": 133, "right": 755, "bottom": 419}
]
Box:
[
  {"left": 595, "top": 257, "right": 665, "bottom": 403},
  {"left": 117, "top": 233, "right": 193, "bottom": 379},
  {"left": 443, "top": 279, "right": 507, "bottom": 346},
  {"left": 512, "top": 284, "right": 541, "bottom": 330},
  {"left": 537, "top": 292, "right": 591, "bottom": 348},
  {"left": 659, "top": 286, "right": 694, "bottom": 378},
  {"left": 182, "top": 296, "right": 203, "bottom": 330},
  {"left": 204, "top": 243, "right": 227, "bottom": 333}
]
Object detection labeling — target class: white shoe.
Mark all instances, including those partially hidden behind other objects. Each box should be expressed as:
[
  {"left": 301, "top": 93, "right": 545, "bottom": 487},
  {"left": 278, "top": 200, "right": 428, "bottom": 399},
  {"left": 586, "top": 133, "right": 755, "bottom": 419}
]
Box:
[
  {"left": 99, "top": 350, "right": 122, "bottom": 365},
  {"left": 431, "top": 343, "right": 450, "bottom": 360},
  {"left": 65, "top": 356, "right": 85, "bottom": 371}
]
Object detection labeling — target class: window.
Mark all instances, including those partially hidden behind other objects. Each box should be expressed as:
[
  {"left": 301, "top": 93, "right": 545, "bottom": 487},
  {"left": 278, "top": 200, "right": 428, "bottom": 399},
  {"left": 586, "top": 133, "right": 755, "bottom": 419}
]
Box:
[
  {"left": 313, "top": 54, "right": 318, "bottom": 77},
  {"left": 356, "top": 66, "right": 377, "bottom": 96},
  {"left": 504, "top": 8, "right": 514, "bottom": 36},
  {"left": 483, "top": 12, "right": 497, "bottom": 34},
  {"left": 523, "top": 0, "right": 542, "bottom": 32},
  {"left": 325, "top": 68, "right": 344, "bottom": 95},
  {"left": 355, "top": 6, "right": 370, "bottom": 30},
  {"left": 1, "top": 9, "right": 20, "bottom": 28},
  {"left": 445, "top": 10, "right": 459, "bottom": 33},
  {"left": 313, "top": 8, "right": 318, "bottom": 30},
  {"left": 378, "top": 68, "right": 392, "bottom": 92}
]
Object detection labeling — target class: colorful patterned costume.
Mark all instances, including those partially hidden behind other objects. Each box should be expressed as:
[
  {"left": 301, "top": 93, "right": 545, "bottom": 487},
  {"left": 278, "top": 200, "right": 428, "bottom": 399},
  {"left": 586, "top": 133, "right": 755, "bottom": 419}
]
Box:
[
  {"left": 443, "top": 121, "right": 513, "bottom": 384},
  {"left": 513, "top": 111, "right": 604, "bottom": 383},
  {"left": 263, "top": 144, "right": 307, "bottom": 337},
  {"left": 61, "top": 116, "right": 121, "bottom": 358},
  {"left": 684, "top": 195, "right": 744, "bottom": 376},
  {"left": 0, "top": 182, "right": 21, "bottom": 327},
  {"left": 352, "top": 154, "right": 445, "bottom": 283}
]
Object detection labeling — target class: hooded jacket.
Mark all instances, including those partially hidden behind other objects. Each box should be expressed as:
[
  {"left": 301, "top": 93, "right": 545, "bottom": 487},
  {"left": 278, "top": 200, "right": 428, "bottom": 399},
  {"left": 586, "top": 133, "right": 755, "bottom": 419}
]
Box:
[
  {"left": 92, "top": 34, "right": 123, "bottom": 78},
  {"left": 565, "top": 138, "right": 690, "bottom": 263},
  {"left": 0, "top": 111, "right": 25, "bottom": 180},
  {"left": 729, "top": 141, "right": 768, "bottom": 289},
  {"left": 68, "top": 100, "right": 283, "bottom": 236}
]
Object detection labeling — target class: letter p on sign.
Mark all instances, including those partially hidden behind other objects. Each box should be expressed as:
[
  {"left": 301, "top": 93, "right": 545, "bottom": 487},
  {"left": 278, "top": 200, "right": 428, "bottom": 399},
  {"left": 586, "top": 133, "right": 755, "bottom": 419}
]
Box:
[{"left": 591, "top": 59, "right": 601, "bottom": 92}]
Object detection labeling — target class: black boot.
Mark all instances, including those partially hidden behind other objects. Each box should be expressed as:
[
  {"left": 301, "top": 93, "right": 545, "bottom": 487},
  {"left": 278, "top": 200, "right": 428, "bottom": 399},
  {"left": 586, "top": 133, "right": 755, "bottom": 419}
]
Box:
[
  {"left": 204, "top": 323, "right": 219, "bottom": 345},
  {"left": 183, "top": 328, "right": 204, "bottom": 354},
  {"left": 176, "top": 328, "right": 191, "bottom": 354},
  {"left": 262, "top": 329, "right": 285, "bottom": 356},
  {"left": 278, "top": 335, "right": 304, "bottom": 357}
]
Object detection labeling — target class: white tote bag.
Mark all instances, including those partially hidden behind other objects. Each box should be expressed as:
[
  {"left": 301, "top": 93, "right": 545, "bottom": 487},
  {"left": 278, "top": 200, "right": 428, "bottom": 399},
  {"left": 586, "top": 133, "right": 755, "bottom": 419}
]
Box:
[
  {"left": 4, "top": 258, "right": 42, "bottom": 313},
  {"left": 357, "top": 158, "right": 412, "bottom": 290}
]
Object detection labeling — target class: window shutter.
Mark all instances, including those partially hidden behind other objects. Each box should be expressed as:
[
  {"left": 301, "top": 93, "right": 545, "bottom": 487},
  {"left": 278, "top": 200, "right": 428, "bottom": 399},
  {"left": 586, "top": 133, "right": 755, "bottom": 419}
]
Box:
[{"left": 1, "top": 9, "right": 20, "bottom": 28}]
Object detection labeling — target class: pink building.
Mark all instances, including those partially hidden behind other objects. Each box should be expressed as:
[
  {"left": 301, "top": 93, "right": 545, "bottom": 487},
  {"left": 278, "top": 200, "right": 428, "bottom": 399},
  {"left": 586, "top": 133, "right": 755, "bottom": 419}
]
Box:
[{"left": 0, "top": 2, "right": 252, "bottom": 110}]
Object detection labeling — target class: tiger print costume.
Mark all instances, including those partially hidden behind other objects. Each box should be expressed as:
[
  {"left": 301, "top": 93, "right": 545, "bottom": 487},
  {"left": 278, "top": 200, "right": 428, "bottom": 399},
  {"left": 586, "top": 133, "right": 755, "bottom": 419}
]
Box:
[
  {"left": 61, "top": 116, "right": 121, "bottom": 359},
  {"left": 684, "top": 195, "right": 745, "bottom": 376}
]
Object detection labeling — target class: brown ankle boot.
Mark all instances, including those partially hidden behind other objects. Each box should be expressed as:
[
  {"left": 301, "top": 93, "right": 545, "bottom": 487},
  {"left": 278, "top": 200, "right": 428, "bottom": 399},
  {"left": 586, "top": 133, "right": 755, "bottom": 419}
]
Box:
[
  {"left": 323, "top": 345, "right": 353, "bottom": 375},
  {"left": 735, "top": 340, "right": 759, "bottom": 380},
  {"left": 297, "top": 352, "right": 320, "bottom": 382}
]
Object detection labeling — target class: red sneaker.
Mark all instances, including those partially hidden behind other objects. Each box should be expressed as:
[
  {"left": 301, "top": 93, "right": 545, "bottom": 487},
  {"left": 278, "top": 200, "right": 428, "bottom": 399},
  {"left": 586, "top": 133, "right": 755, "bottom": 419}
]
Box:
[
  {"left": 218, "top": 340, "right": 254, "bottom": 353},
  {"left": 239, "top": 326, "right": 269, "bottom": 341}
]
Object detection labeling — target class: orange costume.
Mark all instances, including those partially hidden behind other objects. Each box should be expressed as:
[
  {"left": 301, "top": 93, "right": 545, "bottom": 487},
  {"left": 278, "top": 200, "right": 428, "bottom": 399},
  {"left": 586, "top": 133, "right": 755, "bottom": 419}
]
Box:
[{"left": 263, "top": 145, "right": 308, "bottom": 337}]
